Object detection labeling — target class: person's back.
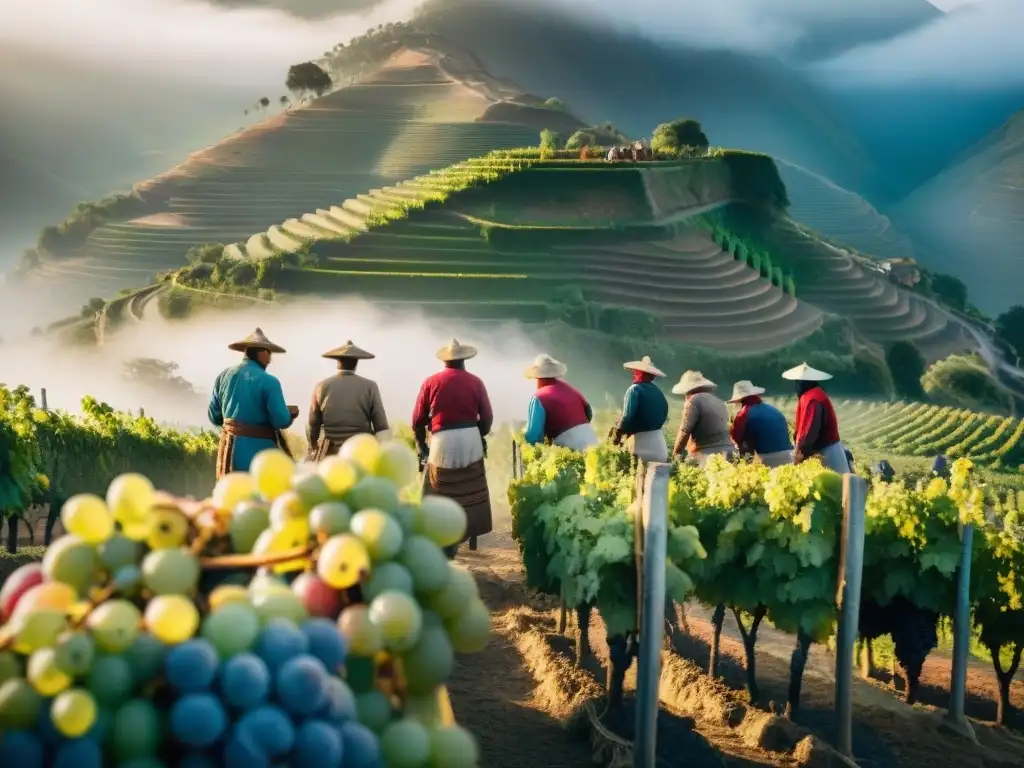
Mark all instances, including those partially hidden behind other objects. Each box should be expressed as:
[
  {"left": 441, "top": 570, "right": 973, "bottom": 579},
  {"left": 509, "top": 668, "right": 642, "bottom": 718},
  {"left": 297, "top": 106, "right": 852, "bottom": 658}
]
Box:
[
  {"left": 684, "top": 392, "right": 732, "bottom": 452},
  {"left": 212, "top": 359, "right": 287, "bottom": 431},
  {"left": 743, "top": 401, "right": 792, "bottom": 455},
  {"left": 314, "top": 371, "right": 388, "bottom": 446},
  {"left": 419, "top": 367, "right": 489, "bottom": 433}
]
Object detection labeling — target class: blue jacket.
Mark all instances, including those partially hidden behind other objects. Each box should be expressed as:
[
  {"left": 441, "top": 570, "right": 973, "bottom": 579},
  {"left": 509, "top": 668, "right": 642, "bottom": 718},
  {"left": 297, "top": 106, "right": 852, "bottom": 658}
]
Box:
[
  {"left": 208, "top": 359, "right": 292, "bottom": 472},
  {"left": 619, "top": 382, "right": 669, "bottom": 435},
  {"left": 739, "top": 402, "right": 792, "bottom": 454}
]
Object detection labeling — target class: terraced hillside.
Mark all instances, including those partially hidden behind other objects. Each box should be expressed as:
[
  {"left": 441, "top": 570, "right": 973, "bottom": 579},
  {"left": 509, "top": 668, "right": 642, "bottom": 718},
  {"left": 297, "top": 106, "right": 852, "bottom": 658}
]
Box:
[
  {"left": 181, "top": 148, "right": 987, "bottom": 361},
  {"left": 23, "top": 47, "right": 582, "bottom": 305},
  {"left": 764, "top": 221, "right": 975, "bottom": 363},
  {"left": 778, "top": 161, "right": 916, "bottom": 261},
  {"left": 207, "top": 155, "right": 825, "bottom": 354}
]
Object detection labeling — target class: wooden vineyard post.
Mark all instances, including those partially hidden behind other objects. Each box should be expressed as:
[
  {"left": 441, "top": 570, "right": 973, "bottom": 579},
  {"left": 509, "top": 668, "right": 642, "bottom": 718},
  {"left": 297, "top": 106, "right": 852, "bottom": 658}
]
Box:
[
  {"left": 948, "top": 522, "right": 976, "bottom": 737},
  {"left": 634, "top": 462, "right": 670, "bottom": 768},
  {"left": 834, "top": 473, "right": 866, "bottom": 760},
  {"left": 40, "top": 388, "right": 48, "bottom": 410}
]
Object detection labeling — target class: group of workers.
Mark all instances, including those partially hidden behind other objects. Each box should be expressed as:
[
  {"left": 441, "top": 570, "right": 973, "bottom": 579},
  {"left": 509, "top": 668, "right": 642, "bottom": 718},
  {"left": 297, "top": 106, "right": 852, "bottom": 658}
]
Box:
[{"left": 207, "top": 328, "right": 849, "bottom": 554}]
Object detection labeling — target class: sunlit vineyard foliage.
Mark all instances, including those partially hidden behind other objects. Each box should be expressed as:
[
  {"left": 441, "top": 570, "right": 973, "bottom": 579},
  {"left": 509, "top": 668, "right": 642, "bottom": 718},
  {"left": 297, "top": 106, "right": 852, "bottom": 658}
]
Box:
[
  {"left": 510, "top": 442, "right": 1024, "bottom": 723},
  {"left": 0, "top": 385, "right": 217, "bottom": 529}
]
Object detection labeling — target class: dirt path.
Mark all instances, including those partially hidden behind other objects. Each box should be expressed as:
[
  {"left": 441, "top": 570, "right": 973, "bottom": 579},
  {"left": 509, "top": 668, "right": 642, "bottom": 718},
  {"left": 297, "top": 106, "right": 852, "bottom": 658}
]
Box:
[{"left": 456, "top": 501, "right": 1024, "bottom": 768}]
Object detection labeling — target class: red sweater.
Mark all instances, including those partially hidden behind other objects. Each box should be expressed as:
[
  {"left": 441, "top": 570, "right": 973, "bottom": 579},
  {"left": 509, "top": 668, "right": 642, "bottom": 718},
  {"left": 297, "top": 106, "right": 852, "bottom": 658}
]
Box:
[
  {"left": 412, "top": 368, "right": 493, "bottom": 435},
  {"left": 794, "top": 387, "right": 839, "bottom": 449},
  {"left": 535, "top": 379, "right": 591, "bottom": 439}
]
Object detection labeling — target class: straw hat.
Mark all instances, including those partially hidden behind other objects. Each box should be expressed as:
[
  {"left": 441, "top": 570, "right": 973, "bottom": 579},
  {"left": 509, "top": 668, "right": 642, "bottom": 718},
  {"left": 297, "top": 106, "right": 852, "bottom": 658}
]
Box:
[
  {"left": 781, "top": 362, "right": 832, "bottom": 382},
  {"left": 524, "top": 354, "right": 567, "bottom": 379},
  {"left": 322, "top": 340, "right": 374, "bottom": 360},
  {"left": 622, "top": 356, "right": 665, "bottom": 377},
  {"left": 672, "top": 370, "right": 716, "bottom": 395},
  {"left": 727, "top": 380, "right": 766, "bottom": 403},
  {"left": 436, "top": 338, "right": 477, "bottom": 362},
  {"left": 228, "top": 327, "right": 286, "bottom": 353}
]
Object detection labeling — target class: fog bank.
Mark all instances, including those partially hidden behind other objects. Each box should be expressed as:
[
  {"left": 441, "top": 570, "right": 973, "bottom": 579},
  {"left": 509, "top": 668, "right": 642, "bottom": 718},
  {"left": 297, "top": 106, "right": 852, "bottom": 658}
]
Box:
[{"left": 0, "top": 299, "right": 550, "bottom": 430}]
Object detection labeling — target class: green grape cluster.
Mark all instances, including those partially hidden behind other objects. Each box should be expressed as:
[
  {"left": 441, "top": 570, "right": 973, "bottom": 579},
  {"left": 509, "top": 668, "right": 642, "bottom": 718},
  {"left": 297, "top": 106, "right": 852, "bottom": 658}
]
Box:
[
  {"left": 0, "top": 434, "right": 488, "bottom": 767},
  {"left": 510, "top": 441, "right": 706, "bottom": 638}
]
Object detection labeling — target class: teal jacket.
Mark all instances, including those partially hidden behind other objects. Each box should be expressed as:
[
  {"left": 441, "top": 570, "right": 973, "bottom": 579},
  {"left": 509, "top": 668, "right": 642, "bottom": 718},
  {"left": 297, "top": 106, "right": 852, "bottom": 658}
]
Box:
[{"left": 208, "top": 359, "right": 292, "bottom": 472}]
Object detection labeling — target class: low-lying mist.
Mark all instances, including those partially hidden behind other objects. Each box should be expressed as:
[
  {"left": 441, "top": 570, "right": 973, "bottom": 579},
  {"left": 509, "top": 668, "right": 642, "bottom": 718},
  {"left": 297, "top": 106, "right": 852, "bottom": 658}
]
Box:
[{"left": 0, "top": 299, "right": 563, "bottom": 432}]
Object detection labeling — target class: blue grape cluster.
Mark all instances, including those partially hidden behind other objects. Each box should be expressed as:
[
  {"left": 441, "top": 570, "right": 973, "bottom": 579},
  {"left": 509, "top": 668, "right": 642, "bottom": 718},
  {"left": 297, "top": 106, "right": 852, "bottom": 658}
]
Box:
[{"left": 163, "top": 618, "right": 381, "bottom": 767}]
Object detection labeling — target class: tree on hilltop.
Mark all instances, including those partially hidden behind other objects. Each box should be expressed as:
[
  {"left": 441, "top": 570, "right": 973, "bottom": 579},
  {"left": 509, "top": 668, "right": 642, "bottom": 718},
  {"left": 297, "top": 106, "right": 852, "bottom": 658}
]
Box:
[
  {"left": 258, "top": 96, "right": 270, "bottom": 109},
  {"left": 650, "top": 118, "right": 710, "bottom": 155},
  {"left": 565, "top": 130, "right": 597, "bottom": 150},
  {"left": 995, "top": 305, "right": 1024, "bottom": 361},
  {"left": 280, "top": 95, "right": 290, "bottom": 109},
  {"left": 286, "top": 62, "right": 333, "bottom": 101},
  {"left": 539, "top": 129, "right": 560, "bottom": 157}
]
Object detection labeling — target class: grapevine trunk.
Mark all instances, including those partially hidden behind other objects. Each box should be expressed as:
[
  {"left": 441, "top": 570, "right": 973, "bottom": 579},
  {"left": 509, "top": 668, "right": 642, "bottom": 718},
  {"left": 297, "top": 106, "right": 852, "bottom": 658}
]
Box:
[
  {"left": 606, "top": 633, "right": 632, "bottom": 711},
  {"left": 784, "top": 629, "right": 813, "bottom": 719},
  {"left": 732, "top": 605, "right": 767, "bottom": 703},
  {"left": 5, "top": 515, "right": 17, "bottom": 554},
  {"left": 576, "top": 602, "right": 593, "bottom": 662},
  {"left": 989, "top": 642, "right": 1023, "bottom": 727},
  {"left": 709, "top": 603, "right": 725, "bottom": 677}
]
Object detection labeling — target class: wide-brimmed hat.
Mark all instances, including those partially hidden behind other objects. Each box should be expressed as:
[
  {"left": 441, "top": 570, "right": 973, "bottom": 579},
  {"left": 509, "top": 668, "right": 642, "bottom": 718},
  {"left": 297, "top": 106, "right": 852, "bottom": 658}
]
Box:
[
  {"left": 228, "top": 327, "right": 286, "bottom": 353},
  {"left": 322, "top": 340, "right": 374, "bottom": 360},
  {"left": 782, "top": 362, "right": 832, "bottom": 382},
  {"left": 728, "top": 380, "right": 766, "bottom": 403},
  {"left": 623, "top": 356, "right": 665, "bottom": 377},
  {"left": 524, "top": 354, "right": 567, "bottom": 379},
  {"left": 672, "top": 370, "right": 716, "bottom": 395},
  {"left": 436, "top": 338, "right": 477, "bottom": 362}
]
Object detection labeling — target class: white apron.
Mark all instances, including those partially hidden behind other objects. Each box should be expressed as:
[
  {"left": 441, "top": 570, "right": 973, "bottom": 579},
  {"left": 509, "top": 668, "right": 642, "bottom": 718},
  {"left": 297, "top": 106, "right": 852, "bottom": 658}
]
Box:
[
  {"left": 631, "top": 430, "right": 669, "bottom": 463},
  {"left": 428, "top": 427, "right": 484, "bottom": 470},
  {"left": 552, "top": 423, "right": 599, "bottom": 452}
]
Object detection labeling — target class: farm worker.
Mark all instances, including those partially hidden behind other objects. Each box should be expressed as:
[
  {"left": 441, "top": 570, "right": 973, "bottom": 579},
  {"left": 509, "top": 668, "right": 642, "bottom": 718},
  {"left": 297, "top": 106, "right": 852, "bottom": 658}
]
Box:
[
  {"left": 306, "top": 340, "right": 390, "bottom": 462},
  {"left": 782, "top": 362, "right": 850, "bottom": 473},
  {"left": 670, "top": 371, "right": 733, "bottom": 467},
  {"left": 727, "top": 380, "right": 793, "bottom": 468},
  {"left": 208, "top": 327, "right": 297, "bottom": 478},
  {"left": 412, "top": 339, "right": 494, "bottom": 554},
  {"left": 522, "top": 354, "right": 598, "bottom": 451},
  {"left": 610, "top": 356, "right": 669, "bottom": 462}
]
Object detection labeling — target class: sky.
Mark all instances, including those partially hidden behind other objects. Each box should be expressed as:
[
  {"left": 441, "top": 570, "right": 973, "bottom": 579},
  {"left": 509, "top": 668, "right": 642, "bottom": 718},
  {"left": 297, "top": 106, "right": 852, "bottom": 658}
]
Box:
[{"left": 0, "top": 0, "right": 1016, "bottom": 88}]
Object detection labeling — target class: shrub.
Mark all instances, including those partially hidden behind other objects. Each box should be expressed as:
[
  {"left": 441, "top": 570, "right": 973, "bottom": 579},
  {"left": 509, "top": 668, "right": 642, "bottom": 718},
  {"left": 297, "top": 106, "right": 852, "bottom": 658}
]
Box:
[
  {"left": 539, "top": 129, "right": 560, "bottom": 158},
  {"left": 650, "top": 118, "right": 709, "bottom": 154},
  {"left": 922, "top": 354, "right": 1011, "bottom": 413},
  {"left": 564, "top": 130, "right": 598, "bottom": 150},
  {"left": 229, "top": 262, "right": 258, "bottom": 286},
  {"left": 784, "top": 275, "right": 796, "bottom": 297},
  {"left": 160, "top": 290, "right": 192, "bottom": 320},
  {"left": 543, "top": 97, "right": 567, "bottom": 111},
  {"left": 885, "top": 341, "right": 926, "bottom": 399},
  {"left": 186, "top": 243, "right": 226, "bottom": 264}
]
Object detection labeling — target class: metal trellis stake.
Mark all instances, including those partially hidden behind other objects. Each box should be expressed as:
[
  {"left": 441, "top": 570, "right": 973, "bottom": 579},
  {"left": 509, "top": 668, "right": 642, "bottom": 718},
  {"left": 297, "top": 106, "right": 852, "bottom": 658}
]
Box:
[
  {"left": 948, "top": 521, "right": 976, "bottom": 737},
  {"left": 634, "top": 461, "right": 669, "bottom": 768},
  {"left": 834, "top": 473, "right": 867, "bottom": 760}
]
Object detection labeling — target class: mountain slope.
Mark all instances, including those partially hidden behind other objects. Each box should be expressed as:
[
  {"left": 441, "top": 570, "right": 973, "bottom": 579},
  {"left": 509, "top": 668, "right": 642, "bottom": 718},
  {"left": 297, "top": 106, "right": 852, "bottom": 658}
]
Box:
[
  {"left": 409, "top": 0, "right": 874, "bottom": 191},
  {"left": 18, "top": 47, "right": 585, "bottom": 320},
  {"left": 779, "top": 161, "right": 917, "bottom": 260},
  {"left": 895, "top": 109, "right": 1024, "bottom": 314}
]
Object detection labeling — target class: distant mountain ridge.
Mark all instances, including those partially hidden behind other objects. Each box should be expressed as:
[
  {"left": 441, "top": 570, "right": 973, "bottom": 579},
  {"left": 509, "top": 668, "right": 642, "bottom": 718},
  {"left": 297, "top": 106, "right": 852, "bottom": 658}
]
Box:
[{"left": 895, "top": 108, "right": 1024, "bottom": 313}]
